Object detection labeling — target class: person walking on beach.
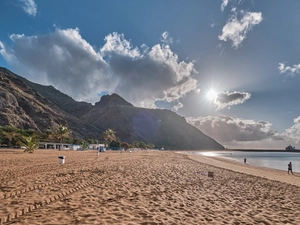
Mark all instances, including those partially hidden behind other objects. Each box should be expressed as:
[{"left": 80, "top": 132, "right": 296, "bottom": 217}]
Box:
[
  {"left": 244, "top": 158, "right": 247, "bottom": 164},
  {"left": 288, "top": 162, "right": 293, "bottom": 175}
]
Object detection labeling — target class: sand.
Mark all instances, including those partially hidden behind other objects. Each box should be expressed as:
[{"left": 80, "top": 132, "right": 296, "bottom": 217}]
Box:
[{"left": 0, "top": 149, "right": 300, "bottom": 225}]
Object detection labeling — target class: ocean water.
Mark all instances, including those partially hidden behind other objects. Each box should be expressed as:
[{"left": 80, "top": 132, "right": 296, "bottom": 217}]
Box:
[{"left": 197, "top": 151, "right": 300, "bottom": 173}]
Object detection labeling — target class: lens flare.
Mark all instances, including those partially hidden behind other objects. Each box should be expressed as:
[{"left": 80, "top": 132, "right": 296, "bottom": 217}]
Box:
[{"left": 206, "top": 89, "right": 218, "bottom": 101}]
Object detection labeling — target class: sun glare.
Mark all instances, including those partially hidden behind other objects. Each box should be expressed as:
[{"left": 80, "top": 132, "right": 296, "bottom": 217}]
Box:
[{"left": 206, "top": 89, "right": 218, "bottom": 101}]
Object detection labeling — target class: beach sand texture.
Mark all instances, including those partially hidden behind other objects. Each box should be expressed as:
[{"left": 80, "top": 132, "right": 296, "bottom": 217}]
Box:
[{"left": 0, "top": 149, "right": 300, "bottom": 225}]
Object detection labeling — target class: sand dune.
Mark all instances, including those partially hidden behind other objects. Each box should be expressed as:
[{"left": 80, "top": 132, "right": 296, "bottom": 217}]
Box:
[{"left": 0, "top": 149, "right": 300, "bottom": 224}]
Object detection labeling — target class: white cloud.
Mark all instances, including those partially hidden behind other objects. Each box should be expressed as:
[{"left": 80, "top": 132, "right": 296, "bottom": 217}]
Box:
[
  {"left": 19, "top": 0, "right": 37, "bottom": 17},
  {"left": 187, "top": 115, "right": 284, "bottom": 144},
  {"left": 278, "top": 63, "right": 300, "bottom": 77},
  {"left": 0, "top": 28, "right": 199, "bottom": 107},
  {"left": 221, "top": 0, "right": 229, "bottom": 11},
  {"left": 0, "top": 41, "right": 18, "bottom": 62},
  {"left": 160, "top": 32, "right": 173, "bottom": 44},
  {"left": 219, "top": 10, "right": 263, "bottom": 48},
  {"left": 214, "top": 91, "right": 251, "bottom": 110},
  {"left": 172, "top": 102, "right": 183, "bottom": 111},
  {"left": 104, "top": 34, "right": 199, "bottom": 107},
  {"left": 283, "top": 116, "right": 300, "bottom": 144},
  {"left": 101, "top": 32, "right": 140, "bottom": 58}
]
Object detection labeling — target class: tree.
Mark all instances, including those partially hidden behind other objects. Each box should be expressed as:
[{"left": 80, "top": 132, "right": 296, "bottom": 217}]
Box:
[
  {"left": 146, "top": 143, "right": 155, "bottom": 149},
  {"left": 19, "top": 128, "right": 37, "bottom": 137},
  {"left": 138, "top": 141, "right": 147, "bottom": 149},
  {"left": 53, "top": 125, "right": 71, "bottom": 150},
  {"left": 1, "top": 125, "right": 20, "bottom": 148},
  {"left": 120, "top": 142, "right": 130, "bottom": 150},
  {"left": 80, "top": 140, "right": 89, "bottom": 150},
  {"left": 72, "top": 138, "right": 81, "bottom": 145},
  {"left": 132, "top": 141, "right": 139, "bottom": 148},
  {"left": 102, "top": 129, "right": 116, "bottom": 146},
  {"left": 20, "top": 136, "right": 39, "bottom": 153},
  {"left": 110, "top": 140, "right": 120, "bottom": 149},
  {"left": 41, "top": 129, "right": 55, "bottom": 142}
]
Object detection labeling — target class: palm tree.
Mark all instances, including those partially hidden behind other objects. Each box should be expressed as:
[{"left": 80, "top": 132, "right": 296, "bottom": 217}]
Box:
[
  {"left": 102, "top": 129, "right": 116, "bottom": 146},
  {"left": 80, "top": 140, "right": 89, "bottom": 150},
  {"left": 21, "top": 136, "right": 39, "bottom": 153},
  {"left": 1, "top": 125, "right": 20, "bottom": 148},
  {"left": 54, "top": 125, "right": 71, "bottom": 150}
]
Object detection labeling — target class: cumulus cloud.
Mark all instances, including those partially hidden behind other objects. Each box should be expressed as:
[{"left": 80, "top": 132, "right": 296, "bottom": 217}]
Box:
[
  {"left": 221, "top": 0, "right": 229, "bottom": 11},
  {"left": 278, "top": 63, "right": 300, "bottom": 77},
  {"left": 101, "top": 33, "right": 140, "bottom": 58},
  {"left": 283, "top": 116, "right": 300, "bottom": 144},
  {"left": 19, "top": 0, "right": 37, "bottom": 17},
  {"left": 0, "top": 28, "right": 199, "bottom": 107},
  {"left": 219, "top": 10, "right": 263, "bottom": 48},
  {"left": 214, "top": 91, "right": 251, "bottom": 110},
  {"left": 172, "top": 102, "right": 183, "bottom": 111},
  {"left": 187, "top": 115, "right": 284, "bottom": 144},
  {"left": 2, "top": 28, "right": 110, "bottom": 103}
]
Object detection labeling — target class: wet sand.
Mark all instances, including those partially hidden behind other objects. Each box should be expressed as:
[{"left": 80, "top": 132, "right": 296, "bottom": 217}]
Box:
[{"left": 1, "top": 149, "right": 300, "bottom": 224}]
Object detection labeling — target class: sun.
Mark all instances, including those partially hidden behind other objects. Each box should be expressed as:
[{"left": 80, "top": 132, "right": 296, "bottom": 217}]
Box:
[{"left": 206, "top": 89, "right": 218, "bottom": 101}]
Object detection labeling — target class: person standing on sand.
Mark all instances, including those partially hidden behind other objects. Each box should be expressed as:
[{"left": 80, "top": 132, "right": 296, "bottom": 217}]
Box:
[
  {"left": 288, "top": 162, "right": 293, "bottom": 175},
  {"left": 244, "top": 158, "right": 247, "bottom": 164}
]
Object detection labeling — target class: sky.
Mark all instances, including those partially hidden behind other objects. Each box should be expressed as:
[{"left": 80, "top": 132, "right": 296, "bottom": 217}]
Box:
[{"left": 1, "top": 0, "right": 300, "bottom": 149}]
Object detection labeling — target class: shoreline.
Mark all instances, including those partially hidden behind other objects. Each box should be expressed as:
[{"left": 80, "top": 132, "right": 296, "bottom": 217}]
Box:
[
  {"left": 228, "top": 149, "right": 300, "bottom": 153},
  {"left": 184, "top": 152, "right": 300, "bottom": 187}
]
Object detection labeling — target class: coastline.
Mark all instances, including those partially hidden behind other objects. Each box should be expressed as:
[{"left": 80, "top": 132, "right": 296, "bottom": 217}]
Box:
[
  {"left": 227, "top": 149, "right": 300, "bottom": 153},
  {"left": 1, "top": 149, "right": 300, "bottom": 224},
  {"left": 185, "top": 152, "right": 300, "bottom": 187}
]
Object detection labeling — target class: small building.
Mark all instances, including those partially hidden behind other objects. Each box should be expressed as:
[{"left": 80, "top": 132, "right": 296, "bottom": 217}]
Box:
[
  {"left": 70, "top": 144, "right": 81, "bottom": 150},
  {"left": 38, "top": 142, "right": 72, "bottom": 150},
  {"left": 89, "top": 144, "right": 105, "bottom": 151},
  {"left": 38, "top": 142, "right": 106, "bottom": 151}
]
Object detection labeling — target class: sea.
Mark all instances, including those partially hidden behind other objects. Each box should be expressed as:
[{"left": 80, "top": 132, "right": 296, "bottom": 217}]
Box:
[{"left": 196, "top": 151, "right": 300, "bottom": 173}]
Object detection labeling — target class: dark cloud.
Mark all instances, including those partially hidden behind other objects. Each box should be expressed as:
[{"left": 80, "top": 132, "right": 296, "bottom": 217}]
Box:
[{"left": 214, "top": 91, "right": 251, "bottom": 110}]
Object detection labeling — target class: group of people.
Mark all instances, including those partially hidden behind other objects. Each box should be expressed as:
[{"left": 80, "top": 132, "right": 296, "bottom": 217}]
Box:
[{"left": 243, "top": 158, "right": 294, "bottom": 175}]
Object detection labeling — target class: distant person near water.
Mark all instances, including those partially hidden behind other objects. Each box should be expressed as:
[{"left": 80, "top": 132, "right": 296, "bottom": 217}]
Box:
[
  {"left": 244, "top": 158, "right": 247, "bottom": 164},
  {"left": 288, "top": 162, "right": 293, "bottom": 175}
]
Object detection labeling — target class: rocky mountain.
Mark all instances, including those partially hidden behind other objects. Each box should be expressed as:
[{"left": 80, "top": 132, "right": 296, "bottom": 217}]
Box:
[
  {"left": 0, "top": 67, "right": 101, "bottom": 139},
  {"left": 0, "top": 67, "right": 224, "bottom": 150}
]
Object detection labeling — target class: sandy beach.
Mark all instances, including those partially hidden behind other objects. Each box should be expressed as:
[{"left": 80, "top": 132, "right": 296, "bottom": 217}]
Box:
[{"left": 1, "top": 149, "right": 300, "bottom": 225}]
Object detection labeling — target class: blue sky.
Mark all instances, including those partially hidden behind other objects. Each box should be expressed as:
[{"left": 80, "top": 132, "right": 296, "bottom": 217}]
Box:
[{"left": 1, "top": 0, "right": 300, "bottom": 149}]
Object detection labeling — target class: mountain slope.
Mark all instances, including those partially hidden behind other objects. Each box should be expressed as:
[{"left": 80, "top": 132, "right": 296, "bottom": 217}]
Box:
[
  {"left": 0, "top": 67, "right": 102, "bottom": 139},
  {"left": 0, "top": 67, "right": 224, "bottom": 150},
  {"left": 81, "top": 94, "right": 224, "bottom": 150},
  {"left": 14, "top": 73, "right": 94, "bottom": 117}
]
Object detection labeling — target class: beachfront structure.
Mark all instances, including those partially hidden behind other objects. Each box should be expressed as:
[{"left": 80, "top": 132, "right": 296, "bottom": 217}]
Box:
[
  {"left": 38, "top": 142, "right": 72, "bottom": 150},
  {"left": 38, "top": 142, "right": 105, "bottom": 151},
  {"left": 89, "top": 144, "right": 105, "bottom": 151}
]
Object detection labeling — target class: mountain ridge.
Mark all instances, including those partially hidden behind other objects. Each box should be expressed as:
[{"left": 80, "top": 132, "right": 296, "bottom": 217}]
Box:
[{"left": 0, "top": 67, "right": 224, "bottom": 150}]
